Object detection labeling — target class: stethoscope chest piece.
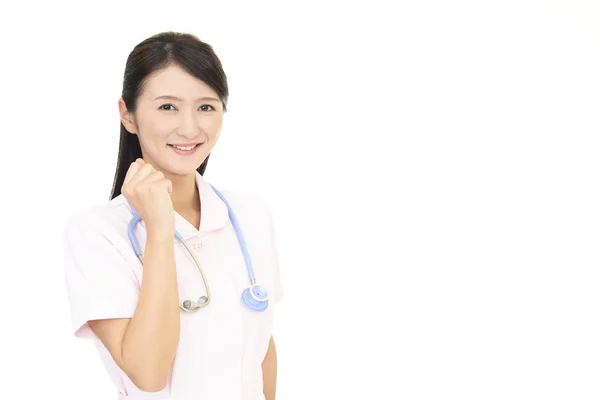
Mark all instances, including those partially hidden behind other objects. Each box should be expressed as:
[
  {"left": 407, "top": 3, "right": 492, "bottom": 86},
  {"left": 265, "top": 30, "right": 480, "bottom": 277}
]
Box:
[{"left": 242, "top": 284, "right": 269, "bottom": 311}]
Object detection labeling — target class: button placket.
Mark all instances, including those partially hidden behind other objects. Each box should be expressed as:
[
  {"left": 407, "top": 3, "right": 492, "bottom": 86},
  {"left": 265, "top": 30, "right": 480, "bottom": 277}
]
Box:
[{"left": 191, "top": 234, "right": 208, "bottom": 251}]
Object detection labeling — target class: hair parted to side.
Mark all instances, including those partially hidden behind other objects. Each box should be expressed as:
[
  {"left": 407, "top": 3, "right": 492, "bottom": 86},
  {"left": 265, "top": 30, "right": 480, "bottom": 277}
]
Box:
[{"left": 109, "top": 31, "right": 229, "bottom": 200}]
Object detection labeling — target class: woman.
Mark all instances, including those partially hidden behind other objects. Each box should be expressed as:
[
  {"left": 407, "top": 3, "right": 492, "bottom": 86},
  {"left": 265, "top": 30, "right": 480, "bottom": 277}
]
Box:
[{"left": 63, "top": 31, "right": 284, "bottom": 400}]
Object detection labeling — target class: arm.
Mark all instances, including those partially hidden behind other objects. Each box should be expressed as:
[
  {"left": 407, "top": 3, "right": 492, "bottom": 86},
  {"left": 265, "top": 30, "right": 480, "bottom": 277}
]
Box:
[
  {"left": 262, "top": 336, "right": 278, "bottom": 400},
  {"left": 88, "top": 232, "right": 180, "bottom": 392}
]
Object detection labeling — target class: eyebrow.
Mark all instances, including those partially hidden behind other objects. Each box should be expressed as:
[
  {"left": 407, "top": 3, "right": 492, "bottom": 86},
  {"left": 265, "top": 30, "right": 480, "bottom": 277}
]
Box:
[{"left": 152, "top": 95, "right": 220, "bottom": 102}]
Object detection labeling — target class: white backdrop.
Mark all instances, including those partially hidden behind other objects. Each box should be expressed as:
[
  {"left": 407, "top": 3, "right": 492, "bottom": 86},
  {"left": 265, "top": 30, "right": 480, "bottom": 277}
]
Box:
[{"left": 0, "top": 1, "right": 599, "bottom": 399}]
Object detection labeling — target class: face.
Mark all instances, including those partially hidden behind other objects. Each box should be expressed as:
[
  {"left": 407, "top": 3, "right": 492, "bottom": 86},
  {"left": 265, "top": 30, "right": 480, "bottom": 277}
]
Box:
[{"left": 119, "top": 64, "right": 224, "bottom": 178}]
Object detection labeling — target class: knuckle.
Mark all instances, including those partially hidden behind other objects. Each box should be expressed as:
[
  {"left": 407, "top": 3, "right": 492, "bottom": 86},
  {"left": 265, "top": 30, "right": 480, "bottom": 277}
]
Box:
[{"left": 148, "top": 184, "right": 160, "bottom": 194}]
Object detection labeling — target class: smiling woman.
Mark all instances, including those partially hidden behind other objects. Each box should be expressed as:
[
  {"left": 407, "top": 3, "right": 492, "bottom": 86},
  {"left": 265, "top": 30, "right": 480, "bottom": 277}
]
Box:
[
  {"left": 62, "top": 32, "right": 284, "bottom": 400},
  {"left": 111, "top": 34, "right": 229, "bottom": 197},
  {"left": 117, "top": 64, "right": 223, "bottom": 182}
]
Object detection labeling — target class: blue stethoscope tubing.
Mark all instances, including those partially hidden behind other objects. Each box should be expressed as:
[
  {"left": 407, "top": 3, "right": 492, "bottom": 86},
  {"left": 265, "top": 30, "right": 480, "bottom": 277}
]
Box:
[{"left": 126, "top": 184, "right": 269, "bottom": 312}]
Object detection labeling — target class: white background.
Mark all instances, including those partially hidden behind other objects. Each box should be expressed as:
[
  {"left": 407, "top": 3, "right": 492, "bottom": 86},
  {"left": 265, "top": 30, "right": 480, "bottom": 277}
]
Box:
[{"left": 0, "top": 1, "right": 599, "bottom": 399}]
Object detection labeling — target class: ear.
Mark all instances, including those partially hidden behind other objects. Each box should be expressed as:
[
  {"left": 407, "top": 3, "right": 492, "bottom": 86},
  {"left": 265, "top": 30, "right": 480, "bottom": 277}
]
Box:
[{"left": 118, "top": 98, "right": 137, "bottom": 134}]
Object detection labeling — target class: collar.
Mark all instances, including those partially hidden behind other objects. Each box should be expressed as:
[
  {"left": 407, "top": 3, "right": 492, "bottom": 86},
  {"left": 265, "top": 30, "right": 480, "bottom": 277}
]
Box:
[{"left": 174, "top": 171, "right": 230, "bottom": 240}]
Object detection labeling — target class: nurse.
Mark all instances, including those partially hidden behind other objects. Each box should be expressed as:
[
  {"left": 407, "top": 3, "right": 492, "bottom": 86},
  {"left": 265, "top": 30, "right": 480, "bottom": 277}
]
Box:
[{"left": 63, "top": 31, "right": 284, "bottom": 400}]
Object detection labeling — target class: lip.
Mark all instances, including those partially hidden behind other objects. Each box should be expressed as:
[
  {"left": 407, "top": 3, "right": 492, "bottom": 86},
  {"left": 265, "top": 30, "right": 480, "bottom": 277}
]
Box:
[{"left": 168, "top": 143, "right": 203, "bottom": 155}]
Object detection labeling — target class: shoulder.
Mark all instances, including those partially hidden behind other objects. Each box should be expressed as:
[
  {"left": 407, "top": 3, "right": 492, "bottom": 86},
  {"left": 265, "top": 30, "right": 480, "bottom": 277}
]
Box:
[
  {"left": 213, "top": 188, "right": 278, "bottom": 238},
  {"left": 217, "top": 188, "right": 275, "bottom": 219},
  {"left": 63, "top": 195, "right": 131, "bottom": 241}
]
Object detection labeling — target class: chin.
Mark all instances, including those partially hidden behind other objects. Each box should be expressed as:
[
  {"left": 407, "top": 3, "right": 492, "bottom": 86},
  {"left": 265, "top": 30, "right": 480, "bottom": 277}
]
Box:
[
  {"left": 158, "top": 148, "right": 210, "bottom": 176},
  {"left": 158, "top": 159, "right": 200, "bottom": 177},
  {"left": 168, "top": 166, "right": 201, "bottom": 177}
]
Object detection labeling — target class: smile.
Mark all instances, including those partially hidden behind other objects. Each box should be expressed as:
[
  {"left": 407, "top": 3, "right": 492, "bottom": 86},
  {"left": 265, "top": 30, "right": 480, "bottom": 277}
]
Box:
[{"left": 168, "top": 143, "right": 202, "bottom": 155}]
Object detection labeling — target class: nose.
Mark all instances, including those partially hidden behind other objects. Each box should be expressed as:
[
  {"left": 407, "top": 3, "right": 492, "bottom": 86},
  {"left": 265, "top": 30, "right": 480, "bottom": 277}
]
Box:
[{"left": 177, "top": 109, "right": 200, "bottom": 138}]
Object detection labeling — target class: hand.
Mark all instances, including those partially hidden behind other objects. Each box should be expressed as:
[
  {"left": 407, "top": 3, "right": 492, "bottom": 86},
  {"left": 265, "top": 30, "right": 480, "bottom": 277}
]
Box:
[{"left": 121, "top": 159, "right": 175, "bottom": 236}]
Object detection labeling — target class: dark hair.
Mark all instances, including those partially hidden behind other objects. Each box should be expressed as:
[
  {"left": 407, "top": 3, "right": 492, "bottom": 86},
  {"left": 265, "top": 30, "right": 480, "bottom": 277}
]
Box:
[{"left": 109, "top": 32, "right": 229, "bottom": 200}]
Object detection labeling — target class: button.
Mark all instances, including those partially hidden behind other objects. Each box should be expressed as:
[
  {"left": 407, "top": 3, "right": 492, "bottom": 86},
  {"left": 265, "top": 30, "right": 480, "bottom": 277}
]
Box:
[{"left": 193, "top": 241, "right": 205, "bottom": 250}]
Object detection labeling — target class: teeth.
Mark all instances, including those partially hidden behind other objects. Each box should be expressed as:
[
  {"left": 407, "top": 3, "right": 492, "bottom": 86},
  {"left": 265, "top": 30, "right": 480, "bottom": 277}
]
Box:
[{"left": 174, "top": 145, "right": 195, "bottom": 150}]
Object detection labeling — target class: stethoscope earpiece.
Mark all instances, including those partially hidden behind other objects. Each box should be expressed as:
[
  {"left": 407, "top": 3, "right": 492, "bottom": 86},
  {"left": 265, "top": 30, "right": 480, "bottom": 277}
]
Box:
[
  {"left": 181, "top": 296, "right": 209, "bottom": 312},
  {"left": 242, "top": 284, "right": 269, "bottom": 311}
]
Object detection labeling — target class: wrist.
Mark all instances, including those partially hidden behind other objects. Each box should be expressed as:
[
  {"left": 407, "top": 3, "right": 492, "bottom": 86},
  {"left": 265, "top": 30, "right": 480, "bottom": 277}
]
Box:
[{"left": 145, "top": 225, "right": 175, "bottom": 243}]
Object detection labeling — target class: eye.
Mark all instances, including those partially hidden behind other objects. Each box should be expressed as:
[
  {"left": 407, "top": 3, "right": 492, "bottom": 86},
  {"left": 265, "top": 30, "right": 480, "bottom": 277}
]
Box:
[
  {"left": 159, "top": 104, "right": 177, "bottom": 111},
  {"left": 199, "top": 104, "right": 216, "bottom": 112}
]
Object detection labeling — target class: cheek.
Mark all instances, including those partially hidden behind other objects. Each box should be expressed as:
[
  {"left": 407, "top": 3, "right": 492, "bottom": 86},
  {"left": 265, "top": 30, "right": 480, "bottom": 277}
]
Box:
[
  {"left": 202, "top": 115, "right": 223, "bottom": 136},
  {"left": 138, "top": 117, "right": 173, "bottom": 142}
]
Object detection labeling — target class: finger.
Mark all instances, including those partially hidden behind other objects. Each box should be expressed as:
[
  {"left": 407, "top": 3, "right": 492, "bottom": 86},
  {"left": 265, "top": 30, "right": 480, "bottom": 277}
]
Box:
[
  {"left": 165, "top": 179, "right": 173, "bottom": 195},
  {"left": 143, "top": 170, "right": 166, "bottom": 184},
  {"left": 159, "top": 179, "right": 173, "bottom": 195},
  {"left": 127, "top": 163, "right": 156, "bottom": 187},
  {"left": 141, "top": 178, "right": 172, "bottom": 194},
  {"left": 124, "top": 159, "right": 148, "bottom": 185},
  {"left": 123, "top": 162, "right": 141, "bottom": 185},
  {"left": 145, "top": 175, "right": 172, "bottom": 194}
]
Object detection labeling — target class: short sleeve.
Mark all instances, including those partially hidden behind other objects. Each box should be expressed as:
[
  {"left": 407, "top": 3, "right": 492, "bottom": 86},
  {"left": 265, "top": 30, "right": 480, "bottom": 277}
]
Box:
[
  {"left": 63, "top": 211, "right": 140, "bottom": 339},
  {"left": 268, "top": 210, "right": 285, "bottom": 304}
]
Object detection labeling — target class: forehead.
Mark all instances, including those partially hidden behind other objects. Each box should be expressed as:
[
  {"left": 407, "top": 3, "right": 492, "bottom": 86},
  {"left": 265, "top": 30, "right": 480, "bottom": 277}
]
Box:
[{"left": 141, "top": 64, "right": 218, "bottom": 99}]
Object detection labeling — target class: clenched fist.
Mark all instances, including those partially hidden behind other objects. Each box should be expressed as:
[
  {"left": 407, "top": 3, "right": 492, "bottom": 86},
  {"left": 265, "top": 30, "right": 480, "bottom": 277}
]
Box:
[{"left": 122, "top": 159, "right": 175, "bottom": 237}]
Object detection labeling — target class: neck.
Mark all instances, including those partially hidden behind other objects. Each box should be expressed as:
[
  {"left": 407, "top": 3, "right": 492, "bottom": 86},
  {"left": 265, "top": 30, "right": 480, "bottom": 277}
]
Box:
[{"left": 168, "top": 172, "right": 200, "bottom": 215}]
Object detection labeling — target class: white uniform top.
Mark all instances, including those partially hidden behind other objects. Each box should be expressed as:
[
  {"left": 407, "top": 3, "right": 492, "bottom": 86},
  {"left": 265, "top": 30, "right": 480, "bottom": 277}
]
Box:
[{"left": 63, "top": 172, "right": 284, "bottom": 400}]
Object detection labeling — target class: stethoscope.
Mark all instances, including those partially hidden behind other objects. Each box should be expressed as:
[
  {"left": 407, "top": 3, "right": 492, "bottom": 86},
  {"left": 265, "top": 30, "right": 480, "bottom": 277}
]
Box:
[{"left": 126, "top": 184, "right": 269, "bottom": 313}]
